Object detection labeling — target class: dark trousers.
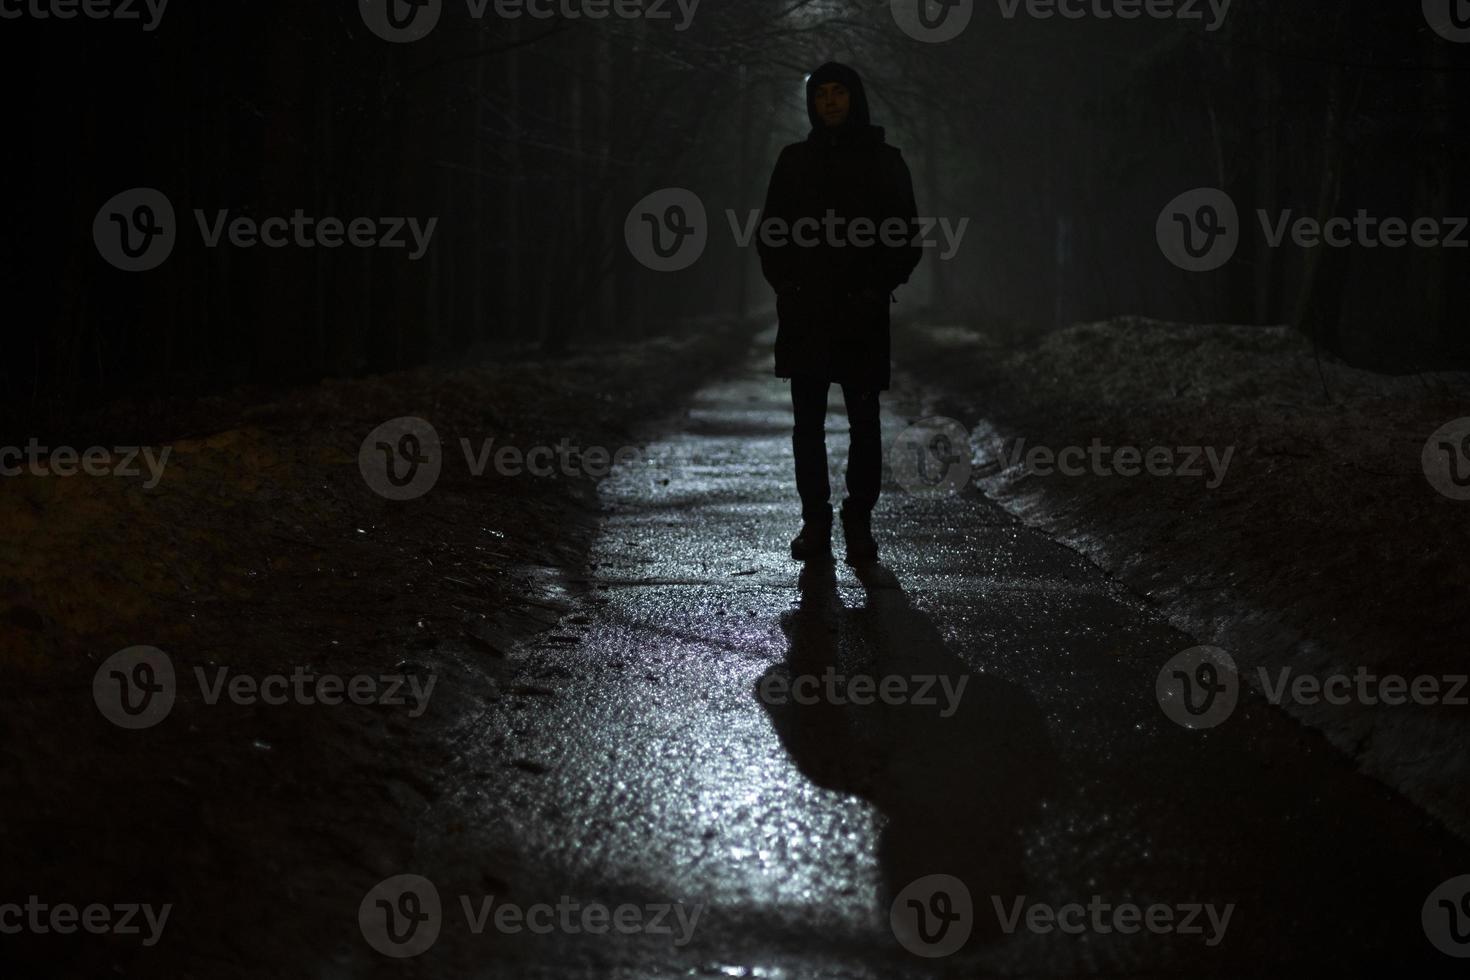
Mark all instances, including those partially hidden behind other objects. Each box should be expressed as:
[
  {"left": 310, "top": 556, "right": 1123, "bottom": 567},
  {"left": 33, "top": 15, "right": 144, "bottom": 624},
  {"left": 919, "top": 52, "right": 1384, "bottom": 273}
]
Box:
[{"left": 791, "top": 377, "right": 881, "bottom": 521}]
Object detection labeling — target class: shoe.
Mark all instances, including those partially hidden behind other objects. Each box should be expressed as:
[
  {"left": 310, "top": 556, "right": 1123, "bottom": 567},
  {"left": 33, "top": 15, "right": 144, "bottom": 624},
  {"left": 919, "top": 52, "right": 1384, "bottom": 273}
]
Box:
[
  {"left": 840, "top": 501, "right": 878, "bottom": 566},
  {"left": 790, "top": 505, "right": 833, "bottom": 562}
]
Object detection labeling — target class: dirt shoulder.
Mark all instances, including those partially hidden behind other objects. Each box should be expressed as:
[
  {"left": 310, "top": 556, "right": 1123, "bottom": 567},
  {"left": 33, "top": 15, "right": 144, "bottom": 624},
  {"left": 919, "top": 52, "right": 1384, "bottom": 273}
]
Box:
[
  {"left": 0, "top": 318, "right": 755, "bottom": 977},
  {"left": 897, "top": 316, "right": 1470, "bottom": 844}
]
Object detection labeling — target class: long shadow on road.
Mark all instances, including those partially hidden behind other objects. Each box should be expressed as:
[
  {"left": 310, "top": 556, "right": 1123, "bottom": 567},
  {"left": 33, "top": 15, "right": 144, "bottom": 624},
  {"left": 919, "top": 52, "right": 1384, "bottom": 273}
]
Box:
[{"left": 759, "top": 561, "right": 1058, "bottom": 954}]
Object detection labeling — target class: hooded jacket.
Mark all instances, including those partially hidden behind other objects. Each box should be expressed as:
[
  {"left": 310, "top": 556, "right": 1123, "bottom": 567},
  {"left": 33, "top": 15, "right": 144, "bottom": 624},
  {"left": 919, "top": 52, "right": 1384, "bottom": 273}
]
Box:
[{"left": 757, "top": 62, "right": 922, "bottom": 391}]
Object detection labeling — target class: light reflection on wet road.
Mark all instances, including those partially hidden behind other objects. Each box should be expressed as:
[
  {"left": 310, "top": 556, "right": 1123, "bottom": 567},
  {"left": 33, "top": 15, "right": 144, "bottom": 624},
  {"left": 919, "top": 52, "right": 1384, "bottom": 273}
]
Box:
[{"left": 412, "top": 331, "right": 1467, "bottom": 978}]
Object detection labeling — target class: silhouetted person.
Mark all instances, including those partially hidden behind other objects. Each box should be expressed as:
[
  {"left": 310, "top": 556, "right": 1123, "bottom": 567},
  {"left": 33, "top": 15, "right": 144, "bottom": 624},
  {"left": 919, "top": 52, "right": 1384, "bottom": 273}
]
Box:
[{"left": 758, "top": 62, "right": 922, "bottom": 565}]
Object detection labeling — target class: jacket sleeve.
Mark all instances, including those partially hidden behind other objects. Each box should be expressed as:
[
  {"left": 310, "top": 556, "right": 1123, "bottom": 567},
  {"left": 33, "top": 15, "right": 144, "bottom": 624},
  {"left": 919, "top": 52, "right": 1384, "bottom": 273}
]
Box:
[
  {"left": 877, "top": 148, "right": 922, "bottom": 294},
  {"left": 757, "top": 145, "right": 801, "bottom": 292}
]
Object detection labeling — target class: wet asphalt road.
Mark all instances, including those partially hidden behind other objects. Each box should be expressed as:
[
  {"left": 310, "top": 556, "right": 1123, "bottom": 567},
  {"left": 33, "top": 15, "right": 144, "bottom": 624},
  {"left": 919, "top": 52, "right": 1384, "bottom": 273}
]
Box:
[{"left": 372, "top": 329, "right": 1468, "bottom": 978}]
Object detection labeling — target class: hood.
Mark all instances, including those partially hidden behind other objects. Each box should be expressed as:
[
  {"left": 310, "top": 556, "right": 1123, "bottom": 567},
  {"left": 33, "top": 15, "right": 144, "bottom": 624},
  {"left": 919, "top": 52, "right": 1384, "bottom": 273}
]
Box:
[{"left": 805, "top": 61, "right": 885, "bottom": 146}]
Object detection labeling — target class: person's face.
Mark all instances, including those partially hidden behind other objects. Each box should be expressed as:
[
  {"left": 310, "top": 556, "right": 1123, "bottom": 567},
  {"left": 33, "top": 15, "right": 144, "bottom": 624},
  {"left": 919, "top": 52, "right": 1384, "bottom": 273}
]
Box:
[{"left": 814, "top": 82, "right": 850, "bottom": 128}]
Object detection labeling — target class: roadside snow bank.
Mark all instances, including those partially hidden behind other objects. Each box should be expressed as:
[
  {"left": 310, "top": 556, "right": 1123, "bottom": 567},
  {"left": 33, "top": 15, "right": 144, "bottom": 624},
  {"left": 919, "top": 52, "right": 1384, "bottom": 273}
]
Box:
[{"left": 900, "top": 316, "right": 1470, "bottom": 842}]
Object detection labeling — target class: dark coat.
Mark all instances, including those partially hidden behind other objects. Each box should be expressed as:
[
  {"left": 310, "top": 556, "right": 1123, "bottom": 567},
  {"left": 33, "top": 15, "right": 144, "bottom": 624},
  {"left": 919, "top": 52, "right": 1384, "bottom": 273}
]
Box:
[{"left": 758, "top": 62, "right": 922, "bottom": 392}]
